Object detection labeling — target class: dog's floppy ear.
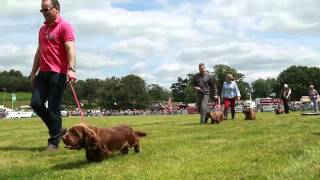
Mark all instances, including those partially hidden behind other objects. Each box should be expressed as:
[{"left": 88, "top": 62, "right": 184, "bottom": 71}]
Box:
[
  {"left": 82, "top": 126, "right": 101, "bottom": 149},
  {"left": 83, "top": 126, "right": 96, "bottom": 138},
  {"left": 75, "top": 123, "right": 97, "bottom": 148},
  {"left": 82, "top": 127, "right": 112, "bottom": 157},
  {"left": 83, "top": 126, "right": 97, "bottom": 142},
  {"left": 77, "top": 123, "right": 96, "bottom": 139}
]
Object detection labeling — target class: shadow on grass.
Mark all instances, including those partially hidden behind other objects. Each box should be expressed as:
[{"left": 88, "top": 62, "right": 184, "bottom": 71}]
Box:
[
  {"left": 53, "top": 154, "right": 119, "bottom": 170},
  {"left": 131, "top": 121, "right": 164, "bottom": 127},
  {"left": 53, "top": 160, "right": 89, "bottom": 170},
  {"left": 180, "top": 122, "right": 205, "bottom": 126},
  {"left": 0, "top": 146, "right": 44, "bottom": 152},
  {"left": 311, "top": 132, "right": 320, "bottom": 136}
]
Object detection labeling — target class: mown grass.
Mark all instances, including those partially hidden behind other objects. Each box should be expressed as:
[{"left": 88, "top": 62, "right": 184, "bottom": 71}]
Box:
[
  {"left": 1, "top": 112, "right": 320, "bottom": 179},
  {"left": 1, "top": 92, "right": 31, "bottom": 108}
]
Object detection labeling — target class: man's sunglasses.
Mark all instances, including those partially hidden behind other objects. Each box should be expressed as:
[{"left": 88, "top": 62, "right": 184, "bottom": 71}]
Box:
[{"left": 40, "top": 7, "right": 55, "bottom": 13}]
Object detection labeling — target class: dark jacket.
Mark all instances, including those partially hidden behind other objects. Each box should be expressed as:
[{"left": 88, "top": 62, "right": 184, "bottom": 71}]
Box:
[
  {"left": 193, "top": 72, "right": 217, "bottom": 96},
  {"left": 280, "top": 88, "right": 291, "bottom": 101}
]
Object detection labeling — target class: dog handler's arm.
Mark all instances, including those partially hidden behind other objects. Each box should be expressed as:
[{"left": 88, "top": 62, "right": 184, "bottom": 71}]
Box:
[
  {"left": 286, "top": 89, "right": 291, "bottom": 99},
  {"left": 210, "top": 77, "right": 218, "bottom": 99},
  {"left": 193, "top": 75, "right": 201, "bottom": 91},
  {"left": 31, "top": 45, "right": 40, "bottom": 87},
  {"left": 235, "top": 82, "right": 241, "bottom": 101},
  {"left": 65, "top": 41, "right": 77, "bottom": 81}
]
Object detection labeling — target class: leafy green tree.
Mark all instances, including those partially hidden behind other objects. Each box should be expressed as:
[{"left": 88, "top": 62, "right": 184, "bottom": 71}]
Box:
[
  {"left": 252, "top": 78, "right": 277, "bottom": 98},
  {"left": 117, "top": 75, "right": 150, "bottom": 109},
  {"left": 0, "top": 70, "right": 31, "bottom": 92},
  {"left": 237, "top": 81, "right": 251, "bottom": 100},
  {"left": 183, "top": 74, "right": 198, "bottom": 103},
  {"left": 184, "top": 85, "right": 197, "bottom": 103},
  {"left": 147, "top": 84, "right": 170, "bottom": 103},
  {"left": 82, "top": 79, "right": 103, "bottom": 109},
  {"left": 170, "top": 77, "right": 188, "bottom": 102},
  {"left": 276, "top": 66, "right": 320, "bottom": 100},
  {"left": 63, "top": 79, "right": 103, "bottom": 109},
  {"left": 62, "top": 82, "right": 74, "bottom": 109},
  {"left": 96, "top": 77, "right": 121, "bottom": 109}
]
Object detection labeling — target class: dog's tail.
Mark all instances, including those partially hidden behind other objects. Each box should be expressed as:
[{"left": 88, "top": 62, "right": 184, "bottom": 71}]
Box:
[{"left": 135, "top": 131, "right": 147, "bottom": 137}]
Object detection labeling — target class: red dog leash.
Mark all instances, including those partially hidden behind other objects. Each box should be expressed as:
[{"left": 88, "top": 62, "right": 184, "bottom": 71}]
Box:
[
  {"left": 215, "top": 96, "right": 223, "bottom": 111},
  {"left": 68, "top": 81, "right": 84, "bottom": 122}
]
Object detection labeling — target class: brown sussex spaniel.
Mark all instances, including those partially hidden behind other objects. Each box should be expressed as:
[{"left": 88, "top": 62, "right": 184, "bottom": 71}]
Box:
[
  {"left": 243, "top": 107, "right": 256, "bottom": 120},
  {"left": 205, "top": 111, "right": 224, "bottom": 124},
  {"left": 62, "top": 123, "right": 147, "bottom": 162},
  {"left": 274, "top": 106, "right": 285, "bottom": 115}
]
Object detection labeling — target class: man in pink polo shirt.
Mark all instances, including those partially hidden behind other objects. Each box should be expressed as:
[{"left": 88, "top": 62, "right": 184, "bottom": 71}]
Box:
[{"left": 30, "top": 0, "right": 76, "bottom": 151}]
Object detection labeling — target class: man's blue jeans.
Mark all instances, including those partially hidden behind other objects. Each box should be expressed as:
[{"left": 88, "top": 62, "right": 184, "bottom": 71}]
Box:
[
  {"left": 30, "top": 71, "right": 67, "bottom": 146},
  {"left": 311, "top": 98, "right": 318, "bottom": 113}
]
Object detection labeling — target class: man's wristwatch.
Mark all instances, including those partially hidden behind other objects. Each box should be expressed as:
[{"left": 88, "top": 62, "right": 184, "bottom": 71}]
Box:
[{"left": 68, "top": 67, "right": 76, "bottom": 72}]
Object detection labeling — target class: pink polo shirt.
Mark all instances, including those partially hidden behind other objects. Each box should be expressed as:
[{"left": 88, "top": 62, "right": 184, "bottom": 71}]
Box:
[{"left": 39, "top": 16, "right": 75, "bottom": 74}]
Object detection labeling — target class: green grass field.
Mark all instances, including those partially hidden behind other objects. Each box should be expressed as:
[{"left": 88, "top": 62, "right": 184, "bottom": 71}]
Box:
[
  {"left": 1, "top": 112, "right": 320, "bottom": 179},
  {"left": 1, "top": 92, "right": 31, "bottom": 109}
]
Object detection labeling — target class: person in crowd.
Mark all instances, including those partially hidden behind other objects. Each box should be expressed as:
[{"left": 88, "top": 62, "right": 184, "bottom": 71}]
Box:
[
  {"left": 221, "top": 74, "right": 241, "bottom": 120},
  {"left": 193, "top": 63, "right": 218, "bottom": 124},
  {"left": 30, "top": 0, "right": 76, "bottom": 151}
]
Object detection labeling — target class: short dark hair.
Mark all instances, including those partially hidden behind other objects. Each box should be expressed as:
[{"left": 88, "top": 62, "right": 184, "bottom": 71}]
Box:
[
  {"left": 199, "top": 63, "right": 205, "bottom": 67},
  {"left": 51, "top": 0, "right": 60, "bottom": 11}
]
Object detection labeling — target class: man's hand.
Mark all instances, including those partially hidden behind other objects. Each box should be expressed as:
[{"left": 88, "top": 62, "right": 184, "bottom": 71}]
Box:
[
  {"left": 194, "top": 87, "right": 201, "bottom": 91},
  {"left": 67, "top": 70, "right": 77, "bottom": 82}
]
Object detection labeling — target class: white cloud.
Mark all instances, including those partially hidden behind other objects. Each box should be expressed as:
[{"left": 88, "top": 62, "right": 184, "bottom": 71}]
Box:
[
  {"left": 201, "top": 0, "right": 320, "bottom": 33},
  {"left": 1, "top": 0, "right": 39, "bottom": 16},
  {"left": 156, "top": 0, "right": 168, "bottom": 5},
  {"left": 131, "top": 62, "right": 147, "bottom": 73},
  {"left": 175, "top": 40, "right": 320, "bottom": 85},
  {"left": 68, "top": 6, "right": 200, "bottom": 43},
  {"left": 154, "top": 63, "right": 194, "bottom": 79},
  {"left": 0, "top": 44, "right": 35, "bottom": 75},
  {"left": 109, "top": 36, "right": 167, "bottom": 59},
  {"left": 1, "top": 0, "right": 320, "bottom": 89},
  {"left": 77, "top": 52, "right": 127, "bottom": 70}
]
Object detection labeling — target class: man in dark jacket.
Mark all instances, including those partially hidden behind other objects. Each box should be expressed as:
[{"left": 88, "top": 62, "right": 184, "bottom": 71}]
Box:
[
  {"left": 194, "top": 63, "right": 218, "bottom": 124},
  {"left": 280, "top": 84, "right": 291, "bottom": 114}
]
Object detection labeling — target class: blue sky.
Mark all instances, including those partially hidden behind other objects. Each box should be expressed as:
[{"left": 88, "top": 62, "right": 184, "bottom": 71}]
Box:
[
  {"left": 1, "top": 0, "right": 320, "bottom": 88},
  {"left": 112, "top": 0, "right": 165, "bottom": 11}
]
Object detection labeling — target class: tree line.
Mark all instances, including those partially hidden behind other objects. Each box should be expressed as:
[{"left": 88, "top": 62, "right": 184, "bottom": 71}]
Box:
[
  {"left": 62, "top": 75, "right": 170, "bottom": 109},
  {"left": 0, "top": 70, "right": 170, "bottom": 109},
  {"left": 171, "top": 65, "right": 320, "bottom": 103},
  {"left": 1, "top": 65, "right": 320, "bottom": 109}
]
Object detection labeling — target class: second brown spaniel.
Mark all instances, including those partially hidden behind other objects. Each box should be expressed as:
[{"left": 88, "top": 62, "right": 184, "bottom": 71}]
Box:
[
  {"left": 62, "top": 123, "right": 147, "bottom": 162},
  {"left": 205, "top": 111, "right": 224, "bottom": 124},
  {"left": 274, "top": 106, "right": 285, "bottom": 115},
  {"left": 243, "top": 107, "right": 256, "bottom": 120}
]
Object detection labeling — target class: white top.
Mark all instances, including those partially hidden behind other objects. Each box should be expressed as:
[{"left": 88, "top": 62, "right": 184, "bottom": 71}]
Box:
[{"left": 221, "top": 81, "right": 241, "bottom": 99}]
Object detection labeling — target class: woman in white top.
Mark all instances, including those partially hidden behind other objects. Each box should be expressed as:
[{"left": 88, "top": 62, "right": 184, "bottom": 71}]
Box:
[{"left": 221, "top": 74, "right": 241, "bottom": 119}]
